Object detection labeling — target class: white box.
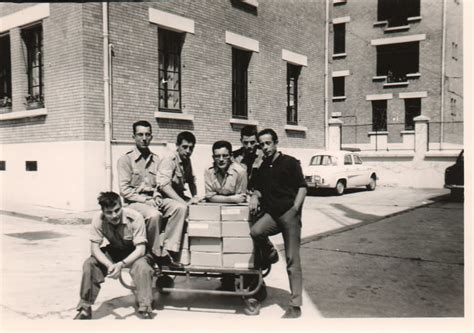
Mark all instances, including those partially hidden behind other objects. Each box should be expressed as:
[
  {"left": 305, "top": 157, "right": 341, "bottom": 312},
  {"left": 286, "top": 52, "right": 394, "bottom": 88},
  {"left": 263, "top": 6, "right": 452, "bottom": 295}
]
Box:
[
  {"left": 187, "top": 220, "right": 221, "bottom": 238},
  {"left": 222, "top": 237, "right": 254, "bottom": 253},
  {"left": 190, "top": 251, "right": 222, "bottom": 267},
  {"left": 222, "top": 253, "right": 255, "bottom": 269},
  {"left": 188, "top": 204, "right": 221, "bottom": 221},
  {"left": 221, "top": 205, "right": 250, "bottom": 221},
  {"left": 221, "top": 221, "right": 252, "bottom": 237},
  {"left": 190, "top": 237, "right": 222, "bottom": 252}
]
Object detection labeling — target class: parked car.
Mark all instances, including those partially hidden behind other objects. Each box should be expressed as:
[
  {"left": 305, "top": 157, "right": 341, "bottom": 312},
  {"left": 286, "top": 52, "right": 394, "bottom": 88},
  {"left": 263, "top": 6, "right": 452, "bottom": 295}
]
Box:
[
  {"left": 303, "top": 151, "right": 378, "bottom": 195},
  {"left": 444, "top": 150, "right": 464, "bottom": 200}
]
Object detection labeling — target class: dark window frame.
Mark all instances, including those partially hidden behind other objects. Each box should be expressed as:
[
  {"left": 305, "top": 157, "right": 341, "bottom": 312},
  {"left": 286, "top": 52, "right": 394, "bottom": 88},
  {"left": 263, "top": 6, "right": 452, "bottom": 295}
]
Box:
[
  {"left": 0, "top": 34, "right": 12, "bottom": 106},
  {"left": 287, "top": 63, "right": 301, "bottom": 125},
  {"left": 25, "top": 161, "right": 38, "bottom": 171},
  {"left": 404, "top": 98, "right": 421, "bottom": 130},
  {"left": 372, "top": 100, "right": 388, "bottom": 132},
  {"left": 332, "top": 76, "right": 345, "bottom": 97},
  {"left": 377, "top": 0, "right": 420, "bottom": 27},
  {"left": 158, "top": 28, "right": 183, "bottom": 112},
  {"left": 376, "top": 42, "right": 419, "bottom": 82},
  {"left": 232, "top": 48, "right": 251, "bottom": 119},
  {"left": 333, "top": 23, "right": 346, "bottom": 54},
  {"left": 21, "top": 24, "right": 44, "bottom": 100}
]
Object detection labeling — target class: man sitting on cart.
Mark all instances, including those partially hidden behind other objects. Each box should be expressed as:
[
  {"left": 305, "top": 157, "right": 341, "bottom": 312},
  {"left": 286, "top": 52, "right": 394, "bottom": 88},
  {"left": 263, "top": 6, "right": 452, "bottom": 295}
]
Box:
[{"left": 74, "top": 192, "right": 155, "bottom": 320}]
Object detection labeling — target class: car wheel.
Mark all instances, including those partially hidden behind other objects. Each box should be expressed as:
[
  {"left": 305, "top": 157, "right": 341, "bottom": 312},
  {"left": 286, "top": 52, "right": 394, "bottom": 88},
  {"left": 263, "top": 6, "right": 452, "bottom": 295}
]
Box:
[
  {"left": 366, "top": 177, "right": 376, "bottom": 191},
  {"left": 335, "top": 181, "right": 345, "bottom": 196}
]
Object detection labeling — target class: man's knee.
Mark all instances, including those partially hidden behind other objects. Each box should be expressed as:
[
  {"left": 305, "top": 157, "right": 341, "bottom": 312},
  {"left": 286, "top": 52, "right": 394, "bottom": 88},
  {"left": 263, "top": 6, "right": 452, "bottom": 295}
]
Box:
[
  {"left": 82, "top": 256, "right": 98, "bottom": 272},
  {"left": 130, "top": 257, "right": 154, "bottom": 276},
  {"left": 170, "top": 201, "right": 187, "bottom": 217},
  {"left": 250, "top": 224, "right": 264, "bottom": 239},
  {"left": 146, "top": 210, "right": 163, "bottom": 225}
]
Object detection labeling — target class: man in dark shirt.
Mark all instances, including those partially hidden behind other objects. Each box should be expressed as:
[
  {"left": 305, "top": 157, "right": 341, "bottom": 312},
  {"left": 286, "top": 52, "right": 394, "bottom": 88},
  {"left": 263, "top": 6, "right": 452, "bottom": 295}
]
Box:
[
  {"left": 232, "top": 125, "right": 263, "bottom": 188},
  {"left": 249, "top": 128, "right": 307, "bottom": 319}
]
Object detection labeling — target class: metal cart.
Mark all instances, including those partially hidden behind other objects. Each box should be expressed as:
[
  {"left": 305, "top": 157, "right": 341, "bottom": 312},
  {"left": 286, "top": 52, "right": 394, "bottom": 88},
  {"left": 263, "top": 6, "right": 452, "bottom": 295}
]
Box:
[{"left": 119, "top": 264, "right": 270, "bottom": 315}]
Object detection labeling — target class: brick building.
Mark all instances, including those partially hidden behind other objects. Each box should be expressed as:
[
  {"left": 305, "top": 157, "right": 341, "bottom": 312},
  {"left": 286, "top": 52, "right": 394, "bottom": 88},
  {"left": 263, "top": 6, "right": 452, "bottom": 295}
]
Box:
[
  {"left": 328, "top": 0, "right": 463, "bottom": 151},
  {"left": 0, "top": 1, "right": 327, "bottom": 212}
]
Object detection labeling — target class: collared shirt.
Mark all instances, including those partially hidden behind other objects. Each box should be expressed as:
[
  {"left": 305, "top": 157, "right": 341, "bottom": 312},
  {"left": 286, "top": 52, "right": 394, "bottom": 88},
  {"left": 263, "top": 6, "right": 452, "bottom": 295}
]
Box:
[
  {"left": 253, "top": 153, "right": 307, "bottom": 219},
  {"left": 156, "top": 151, "right": 196, "bottom": 199},
  {"left": 232, "top": 147, "right": 263, "bottom": 190},
  {"left": 90, "top": 207, "right": 147, "bottom": 251},
  {"left": 204, "top": 162, "right": 248, "bottom": 199},
  {"left": 117, "top": 147, "right": 161, "bottom": 203}
]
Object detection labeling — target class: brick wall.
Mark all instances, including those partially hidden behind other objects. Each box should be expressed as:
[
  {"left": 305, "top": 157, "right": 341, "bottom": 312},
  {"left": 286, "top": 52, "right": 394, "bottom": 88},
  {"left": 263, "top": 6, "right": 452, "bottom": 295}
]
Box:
[{"left": 0, "top": 3, "right": 86, "bottom": 143}]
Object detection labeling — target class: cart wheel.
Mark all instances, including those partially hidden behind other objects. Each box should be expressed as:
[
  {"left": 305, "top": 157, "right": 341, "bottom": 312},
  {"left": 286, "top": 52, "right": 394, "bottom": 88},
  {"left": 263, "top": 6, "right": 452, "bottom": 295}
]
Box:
[
  {"left": 156, "top": 275, "right": 174, "bottom": 295},
  {"left": 243, "top": 298, "right": 261, "bottom": 316}
]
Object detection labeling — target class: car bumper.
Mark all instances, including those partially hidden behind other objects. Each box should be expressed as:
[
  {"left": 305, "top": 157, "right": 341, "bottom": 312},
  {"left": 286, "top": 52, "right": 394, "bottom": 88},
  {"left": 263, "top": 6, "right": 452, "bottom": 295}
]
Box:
[{"left": 306, "top": 182, "right": 332, "bottom": 189}]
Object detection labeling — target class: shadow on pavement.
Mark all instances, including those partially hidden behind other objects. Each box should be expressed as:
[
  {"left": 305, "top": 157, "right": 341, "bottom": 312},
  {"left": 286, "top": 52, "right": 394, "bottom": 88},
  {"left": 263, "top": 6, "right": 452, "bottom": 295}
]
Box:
[{"left": 93, "top": 294, "right": 138, "bottom": 319}]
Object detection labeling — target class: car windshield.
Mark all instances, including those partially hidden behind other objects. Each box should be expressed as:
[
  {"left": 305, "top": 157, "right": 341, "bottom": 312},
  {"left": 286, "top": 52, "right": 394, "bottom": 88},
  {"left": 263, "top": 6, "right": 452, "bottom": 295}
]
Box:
[{"left": 310, "top": 155, "right": 333, "bottom": 166}]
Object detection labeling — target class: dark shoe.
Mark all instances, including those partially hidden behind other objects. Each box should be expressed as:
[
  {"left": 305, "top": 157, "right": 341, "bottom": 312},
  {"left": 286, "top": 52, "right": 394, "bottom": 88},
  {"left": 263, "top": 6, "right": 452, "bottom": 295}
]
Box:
[
  {"left": 161, "top": 255, "right": 184, "bottom": 270},
  {"left": 73, "top": 308, "right": 92, "bottom": 320},
  {"left": 137, "top": 311, "right": 153, "bottom": 319},
  {"left": 282, "top": 306, "right": 301, "bottom": 319},
  {"left": 268, "top": 248, "right": 279, "bottom": 264}
]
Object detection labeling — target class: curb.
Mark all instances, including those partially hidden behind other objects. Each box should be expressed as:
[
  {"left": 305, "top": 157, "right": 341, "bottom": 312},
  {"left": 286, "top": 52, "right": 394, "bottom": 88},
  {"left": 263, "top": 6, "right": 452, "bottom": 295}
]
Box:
[{"left": 0, "top": 209, "right": 92, "bottom": 225}]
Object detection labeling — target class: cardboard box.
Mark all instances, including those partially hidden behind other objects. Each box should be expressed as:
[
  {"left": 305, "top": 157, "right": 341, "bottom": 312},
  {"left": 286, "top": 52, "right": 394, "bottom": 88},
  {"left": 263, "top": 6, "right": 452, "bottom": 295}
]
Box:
[
  {"left": 221, "top": 205, "right": 250, "bottom": 221},
  {"left": 190, "top": 237, "right": 222, "bottom": 252},
  {"left": 221, "top": 221, "right": 252, "bottom": 237},
  {"left": 190, "top": 251, "right": 222, "bottom": 267},
  {"left": 222, "top": 253, "right": 255, "bottom": 269},
  {"left": 223, "top": 237, "right": 254, "bottom": 253},
  {"left": 187, "top": 220, "right": 221, "bottom": 237},
  {"left": 188, "top": 204, "right": 221, "bottom": 221}
]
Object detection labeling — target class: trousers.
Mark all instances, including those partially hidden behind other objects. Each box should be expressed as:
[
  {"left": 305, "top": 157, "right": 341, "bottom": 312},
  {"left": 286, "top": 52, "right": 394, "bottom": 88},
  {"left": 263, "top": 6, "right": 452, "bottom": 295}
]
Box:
[
  {"left": 250, "top": 207, "right": 303, "bottom": 307},
  {"left": 76, "top": 248, "right": 154, "bottom": 312}
]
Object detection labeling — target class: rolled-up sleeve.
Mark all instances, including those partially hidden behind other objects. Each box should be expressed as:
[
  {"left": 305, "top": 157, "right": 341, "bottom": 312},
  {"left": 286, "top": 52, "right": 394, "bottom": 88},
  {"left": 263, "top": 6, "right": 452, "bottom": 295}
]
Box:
[
  {"left": 117, "top": 155, "right": 147, "bottom": 203},
  {"left": 235, "top": 168, "right": 248, "bottom": 195},
  {"left": 204, "top": 168, "right": 217, "bottom": 199},
  {"left": 155, "top": 156, "right": 175, "bottom": 190},
  {"left": 89, "top": 214, "right": 104, "bottom": 244},
  {"left": 131, "top": 215, "right": 147, "bottom": 246}
]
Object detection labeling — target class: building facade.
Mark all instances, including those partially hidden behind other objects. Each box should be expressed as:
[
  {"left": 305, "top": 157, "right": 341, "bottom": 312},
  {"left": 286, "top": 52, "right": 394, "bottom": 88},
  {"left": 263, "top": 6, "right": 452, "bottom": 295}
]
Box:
[
  {"left": 0, "top": 1, "right": 327, "bottom": 212},
  {"left": 329, "top": 0, "right": 463, "bottom": 151}
]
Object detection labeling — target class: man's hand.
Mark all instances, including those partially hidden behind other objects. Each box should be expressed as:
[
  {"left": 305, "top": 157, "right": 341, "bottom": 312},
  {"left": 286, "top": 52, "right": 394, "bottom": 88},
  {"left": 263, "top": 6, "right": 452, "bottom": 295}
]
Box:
[
  {"left": 232, "top": 194, "right": 247, "bottom": 204},
  {"left": 188, "top": 196, "right": 201, "bottom": 205},
  {"left": 249, "top": 194, "right": 260, "bottom": 214},
  {"left": 107, "top": 262, "right": 124, "bottom": 279}
]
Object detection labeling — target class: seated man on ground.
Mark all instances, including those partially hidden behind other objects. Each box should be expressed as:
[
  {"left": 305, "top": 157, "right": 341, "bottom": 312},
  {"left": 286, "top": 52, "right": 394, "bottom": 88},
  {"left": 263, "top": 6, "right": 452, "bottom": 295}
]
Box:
[{"left": 74, "top": 192, "right": 155, "bottom": 320}]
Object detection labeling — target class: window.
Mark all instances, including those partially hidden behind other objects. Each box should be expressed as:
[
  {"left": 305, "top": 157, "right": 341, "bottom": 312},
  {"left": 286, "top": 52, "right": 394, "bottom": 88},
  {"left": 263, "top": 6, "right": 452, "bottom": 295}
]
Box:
[
  {"left": 25, "top": 161, "right": 38, "bottom": 171},
  {"left": 0, "top": 34, "right": 12, "bottom": 108},
  {"left": 377, "top": 42, "right": 419, "bottom": 82},
  {"left": 232, "top": 48, "right": 251, "bottom": 119},
  {"left": 372, "top": 100, "right": 387, "bottom": 131},
  {"left": 158, "top": 28, "right": 182, "bottom": 111},
  {"left": 354, "top": 155, "right": 363, "bottom": 165},
  {"left": 22, "top": 25, "right": 44, "bottom": 101},
  {"left": 344, "top": 154, "right": 353, "bottom": 165},
  {"left": 0, "top": 161, "right": 5, "bottom": 171},
  {"left": 378, "top": 0, "right": 420, "bottom": 27},
  {"left": 333, "top": 23, "right": 346, "bottom": 54},
  {"left": 405, "top": 98, "right": 421, "bottom": 130},
  {"left": 310, "top": 155, "right": 333, "bottom": 166},
  {"left": 287, "top": 64, "right": 301, "bottom": 124},
  {"left": 452, "top": 42, "right": 458, "bottom": 61},
  {"left": 333, "top": 77, "right": 345, "bottom": 97}
]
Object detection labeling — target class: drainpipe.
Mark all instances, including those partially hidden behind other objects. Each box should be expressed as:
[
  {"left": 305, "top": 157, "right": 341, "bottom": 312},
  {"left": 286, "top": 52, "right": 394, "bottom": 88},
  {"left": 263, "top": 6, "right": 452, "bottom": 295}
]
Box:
[
  {"left": 440, "top": 0, "right": 447, "bottom": 150},
  {"left": 103, "top": 2, "right": 113, "bottom": 190},
  {"left": 324, "top": 0, "right": 330, "bottom": 150}
]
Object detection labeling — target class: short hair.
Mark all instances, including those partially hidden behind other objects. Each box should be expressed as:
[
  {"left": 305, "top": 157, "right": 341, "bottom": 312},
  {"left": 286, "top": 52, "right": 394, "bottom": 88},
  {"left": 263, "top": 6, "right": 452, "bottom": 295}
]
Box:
[
  {"left": 132, "top": 120, "right": 152, "bottom": 134},
  {"left": 240, "top": 125, "right": 257, "bottom": 138},
  {"left": 176, "top": 131, "right": 196, "bottom": 145},
  {"left": 97, "top": 192, "right": 122, "bottom": 209},
  {"left": 212, "top": 140, "right": 232, "bottom": 154},
  {"left": 257, "top": 128, "right": 279, "bottom": 143}
]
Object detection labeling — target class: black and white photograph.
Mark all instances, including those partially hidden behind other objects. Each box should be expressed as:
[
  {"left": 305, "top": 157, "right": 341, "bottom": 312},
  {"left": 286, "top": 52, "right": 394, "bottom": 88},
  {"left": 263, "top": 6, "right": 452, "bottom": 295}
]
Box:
[{"left": 0, "top": 0, "right": 471, "bottom": 332}]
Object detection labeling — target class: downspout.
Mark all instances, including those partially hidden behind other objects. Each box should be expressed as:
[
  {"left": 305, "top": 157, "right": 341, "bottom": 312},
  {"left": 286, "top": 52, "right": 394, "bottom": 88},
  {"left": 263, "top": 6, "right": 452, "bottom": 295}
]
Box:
[
  {"left": 324, "top": 0, "right": 329, "bottom": 150},
  {"left": 440, "top": 0, "right": 447, "bottom": 150},
  {"left": 103, "top": 2, "right": 113, "bottom": 190}
]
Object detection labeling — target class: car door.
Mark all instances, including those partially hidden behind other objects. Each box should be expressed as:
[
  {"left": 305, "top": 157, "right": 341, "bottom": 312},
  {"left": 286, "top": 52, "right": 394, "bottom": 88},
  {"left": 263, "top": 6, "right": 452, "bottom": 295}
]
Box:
[
  {"left": 343, "top": 154, "right": 357, "bottom": 187},
  {"left": 353, "top": 154, "right": 367, "bottom": 186}
]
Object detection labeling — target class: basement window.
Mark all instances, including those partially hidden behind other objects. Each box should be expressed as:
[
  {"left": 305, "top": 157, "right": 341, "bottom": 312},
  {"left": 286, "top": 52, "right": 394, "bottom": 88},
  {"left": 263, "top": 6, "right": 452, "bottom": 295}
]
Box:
[
  {"left": 0, "top": 161, "right": 5, "bottom": 171},
  {"left": 405, "top": 98, "right": 421, "bottom": 130},
  {"left": 376, "top": 42, "right": 419, "bottom": 83},
  {"left": 377, "top": 0, "right": 420, "bottom": 27},
  {"left": 25, "top": 161, "right": 38, "bottom": 171},
  {"left": 372, "top": 100, "right": 387, "bottom": 132}
]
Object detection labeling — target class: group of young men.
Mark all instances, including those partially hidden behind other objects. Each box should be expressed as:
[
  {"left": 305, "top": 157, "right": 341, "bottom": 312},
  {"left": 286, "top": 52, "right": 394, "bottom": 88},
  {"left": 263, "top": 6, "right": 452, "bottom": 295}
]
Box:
[{"left": 74, "top": 121, "right": 307, "bottom": 320}]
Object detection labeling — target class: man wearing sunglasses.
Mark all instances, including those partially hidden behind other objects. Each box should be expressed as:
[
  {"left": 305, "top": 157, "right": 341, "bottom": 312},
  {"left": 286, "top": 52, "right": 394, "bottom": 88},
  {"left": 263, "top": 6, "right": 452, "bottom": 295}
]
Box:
[{"left": 205, "top": 140, "right": 247, "bottom": 204}]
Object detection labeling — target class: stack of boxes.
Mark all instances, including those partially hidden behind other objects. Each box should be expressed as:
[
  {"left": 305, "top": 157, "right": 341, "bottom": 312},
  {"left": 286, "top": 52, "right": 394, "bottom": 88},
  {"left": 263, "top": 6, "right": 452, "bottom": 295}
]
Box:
[{"left": 184, "top": 203, "right": 255, "bottom": 269}]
